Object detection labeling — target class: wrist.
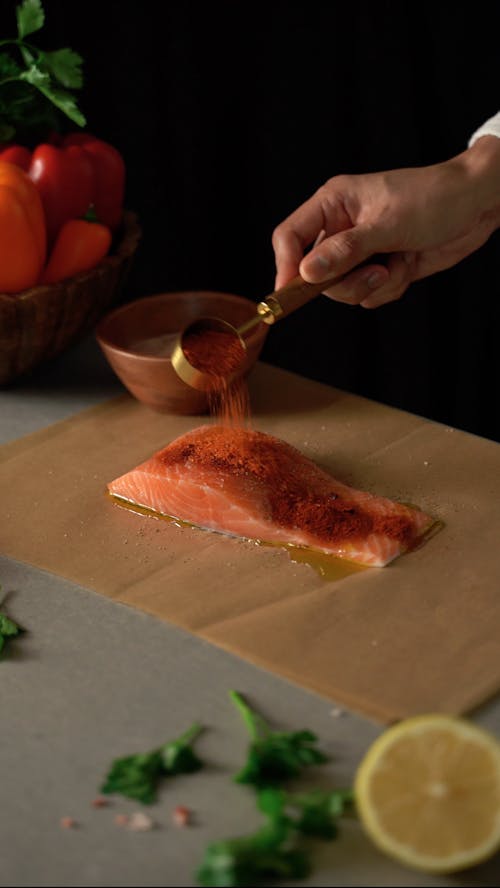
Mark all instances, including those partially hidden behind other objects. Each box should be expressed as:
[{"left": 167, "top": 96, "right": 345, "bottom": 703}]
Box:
[{"left": 454, "top": 136, "right": 500, "bottom": 224}]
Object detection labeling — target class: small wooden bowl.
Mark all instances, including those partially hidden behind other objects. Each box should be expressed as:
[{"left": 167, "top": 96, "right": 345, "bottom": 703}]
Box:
[
  {"left": 0, "top": 210, "right": 141, "bottom": 385},
  {"left": 95, "top": 290, "right": 269, "bottom": 414}
]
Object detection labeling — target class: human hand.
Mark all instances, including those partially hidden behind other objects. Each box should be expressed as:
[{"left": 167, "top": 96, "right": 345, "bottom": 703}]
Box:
[{"left": 272, "top": 136, "right": 500, "bottom": 308}]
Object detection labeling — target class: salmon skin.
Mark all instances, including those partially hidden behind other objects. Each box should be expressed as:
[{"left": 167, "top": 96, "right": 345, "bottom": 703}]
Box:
[{"left": 107, "top": 426, "right": 434, "bottom": 567}]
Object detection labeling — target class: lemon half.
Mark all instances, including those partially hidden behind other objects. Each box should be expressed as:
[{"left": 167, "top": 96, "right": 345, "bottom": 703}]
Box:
[{"left": 354, "top": 714, "right": 500, "bottom": 874}]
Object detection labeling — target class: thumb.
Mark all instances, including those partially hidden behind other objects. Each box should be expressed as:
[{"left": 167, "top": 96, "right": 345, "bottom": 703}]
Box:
[{"left": 299, "top": 224, "right": 383, "bottom": 282}]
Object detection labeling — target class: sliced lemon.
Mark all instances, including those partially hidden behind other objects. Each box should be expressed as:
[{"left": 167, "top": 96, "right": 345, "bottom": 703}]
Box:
[{"left": 354, "top": 714, "right": 500, "bottom": 874}]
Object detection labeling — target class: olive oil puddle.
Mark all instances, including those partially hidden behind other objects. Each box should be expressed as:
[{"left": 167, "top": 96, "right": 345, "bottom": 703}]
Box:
[{"left": 107, "top": 493, "right": 368, "bottom": 581}]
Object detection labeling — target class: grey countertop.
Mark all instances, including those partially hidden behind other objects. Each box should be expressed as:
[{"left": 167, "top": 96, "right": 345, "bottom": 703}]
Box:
[{"left": 1, "top": 337, "right": 499, "bottom": 888}]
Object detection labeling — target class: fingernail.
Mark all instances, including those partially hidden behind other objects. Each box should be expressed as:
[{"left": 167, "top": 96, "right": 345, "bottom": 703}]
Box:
[
  {"left": 302, "top": 254, "right": 331, "bottom": 281},
  {"left": 366, "top": 270, "right": 384, "bottom": 289}
]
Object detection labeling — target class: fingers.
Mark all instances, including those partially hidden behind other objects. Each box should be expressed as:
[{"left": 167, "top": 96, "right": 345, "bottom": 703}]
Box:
[
  {"left": 321, "top": 262, "right": 390, "bottom": 305},
  {"left": 321, "top": 253, "right": 414, "bottom": 308},
  {"left": 300, "top": 223, "right": 385, "bottom": 283},
  {"left": 273, "top": 226, "right": 306, "bottom": 289},
  {"left": 272, "top": 184, "right": 352, "bottom": 288},
  {"left": 359, "top": 253, "right": 415, "bottom": 308}
]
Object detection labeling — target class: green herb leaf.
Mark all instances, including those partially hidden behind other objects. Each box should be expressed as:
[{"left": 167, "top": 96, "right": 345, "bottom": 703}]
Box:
[
  {"left": 101, "top": 750, "right": 164, "bottom": 804},
  {"left": 19, "top": 64, "right": 50, "bottom": 88},
  {"left": 36, "top": 83, "right": 85, "bottom": 126},
  {"left": 42, "top": 48, "right": 84, "bottom": 89},
  {"left": 0, "top": 53, "right": 21, "bottom": 78},
  {"left": 287, "top": 789, "right": 343, "bottom": 839},
  {"left": 234, "top": 732, "right": 329, "bottom": 788},
  {"left": 230, "top": 691, "right": 329, "bottom": 788},
  {"left": 257, "top": 786, "right": 287, "bottom": 820},
  {"left": 258, "top": 786, "right": 353, "bottom": 841},
  {"left": 161, "top": 722, "right": 204, "bottom": 775},
  {"left": 196, "top": 817, "right": 310, "bottom": 888},
  {"left": 0, "top": 0, "right": 85, "bottom": 139},
  {"left": 16, "top": 0, "right": 44, "bottom": 39},
  {"left": 101, "top": 723, "right": 205, "bottom": 804},
  {"left": 0, "top": 611, "right": 22, "bottom": 656}
]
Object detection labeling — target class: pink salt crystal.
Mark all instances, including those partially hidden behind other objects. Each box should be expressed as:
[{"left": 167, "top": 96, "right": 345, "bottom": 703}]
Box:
[
  {"left": 91, "top": 796, "right": 109, "bottom": 808},
  {"left": 172, "top": 805, "right": 191, "bottom": 826},
  {"left": 114, "top": 813, "right": 129, "bottom": 827},
  {"left": 60, "top": 817, "right": 77, "bottom": 829}
]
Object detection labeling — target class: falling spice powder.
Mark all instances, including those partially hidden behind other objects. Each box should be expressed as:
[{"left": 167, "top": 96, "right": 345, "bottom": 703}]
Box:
[{"left": 182, "top": 327, "right": 250, "bottom": 426}]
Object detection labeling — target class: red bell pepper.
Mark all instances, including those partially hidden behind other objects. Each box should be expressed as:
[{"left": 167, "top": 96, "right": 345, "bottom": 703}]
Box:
[
  {"left": 28, "top": 143, "right": 95, "bottom": 245},
  {"left": 0, "top": 144, "right": 31, "bottom": 172},
  {"left": 62, "top": 132, "right": 125, "bottom": 230}
]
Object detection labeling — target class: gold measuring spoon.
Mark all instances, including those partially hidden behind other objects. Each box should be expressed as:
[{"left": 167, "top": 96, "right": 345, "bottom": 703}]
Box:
[{"left": 171, "top": 269, "right": 341, "bottom": 391}]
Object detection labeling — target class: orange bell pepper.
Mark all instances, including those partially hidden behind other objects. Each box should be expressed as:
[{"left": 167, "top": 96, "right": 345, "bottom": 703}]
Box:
[
  {"left": 41, "top": 218, "right": 112, "bottom": 285},
  {"left": 0, "top": 160, "right": 46, "bottom": 293}
]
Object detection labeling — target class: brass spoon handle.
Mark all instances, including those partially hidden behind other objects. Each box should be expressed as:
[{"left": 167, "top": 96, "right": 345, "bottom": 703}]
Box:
[{"left": 237, "top": 271, "right": 341, "bottom": 337}]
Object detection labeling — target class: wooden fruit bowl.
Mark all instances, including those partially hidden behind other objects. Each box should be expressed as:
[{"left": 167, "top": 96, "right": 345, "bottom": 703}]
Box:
[{"left": 0, "top": 210, "right": 141, "bottom": 385}]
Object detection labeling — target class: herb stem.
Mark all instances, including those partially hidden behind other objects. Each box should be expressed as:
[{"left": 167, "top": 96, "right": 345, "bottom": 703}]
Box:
[
  {"left": 177, "top": 722, "right": 203, "bottom": 747},
  {"left": 229, "top": 690, "right": 268, "bottom": 741}
]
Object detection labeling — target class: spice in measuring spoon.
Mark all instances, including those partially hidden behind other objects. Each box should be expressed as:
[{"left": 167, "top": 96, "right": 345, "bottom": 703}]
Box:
[
  {"left": 174, "top": 240, "right": 343, "bottom": 396},
  {"left": 181, "top": 324, "right": 246, "bottom": 381},
  {"left": 181, "top": 320, "right": 250, "bottom": 426}
]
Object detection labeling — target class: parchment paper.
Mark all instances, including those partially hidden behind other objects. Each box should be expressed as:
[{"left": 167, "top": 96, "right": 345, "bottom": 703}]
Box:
[{"left": 2, "top": 363, "right": 500, "bottom": 723}]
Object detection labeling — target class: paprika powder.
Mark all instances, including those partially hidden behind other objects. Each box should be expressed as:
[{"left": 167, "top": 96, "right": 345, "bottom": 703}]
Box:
[
  {"left": 156, "top": 426, "right": 423, "bottom": 554},
  {"left": 182, "top": 327, "right": 249, "bottom": 425}
]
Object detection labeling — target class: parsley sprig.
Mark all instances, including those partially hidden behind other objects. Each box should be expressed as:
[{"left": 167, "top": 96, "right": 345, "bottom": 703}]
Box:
[
  {"left": 0, "top": 0, "right": 85, "bottom": 142},
  {"left": 197, "top": 785, "right": 354, "bottom": 886},
  {"left": 197, "top": 692, "right": 352, "bottom": 886},
  {"left": 229, "top": 690, "right": 329, "bottom": 787},
  {"left": 100, "top": 722, "right": 204, "bottom": 804},
  {"left": 197, "top": 808, "right": 310, "bottom": 888}
]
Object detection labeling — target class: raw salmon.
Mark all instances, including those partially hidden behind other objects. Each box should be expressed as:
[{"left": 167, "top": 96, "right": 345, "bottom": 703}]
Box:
[{"left": 107, "top": 426, "right": 434, "bottom": 567}]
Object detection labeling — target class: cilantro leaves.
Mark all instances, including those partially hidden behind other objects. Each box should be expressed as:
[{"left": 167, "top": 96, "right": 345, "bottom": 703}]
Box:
[{"left": 0, "top": 0, "right": 85, "bottom": 142}]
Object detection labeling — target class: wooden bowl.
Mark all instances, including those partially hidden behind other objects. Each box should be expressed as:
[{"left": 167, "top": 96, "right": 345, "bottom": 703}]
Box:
[
  {"left": 0, "top": 210, "right": 141, "bottom": 385},
  {"left": 95, "top": 290, "right": 269, "bottom": 414}
]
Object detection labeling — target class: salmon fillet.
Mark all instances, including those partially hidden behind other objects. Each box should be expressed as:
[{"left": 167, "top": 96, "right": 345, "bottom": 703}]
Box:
[{"left": 107, "top": 426, "right": 434, "bottom": 567}]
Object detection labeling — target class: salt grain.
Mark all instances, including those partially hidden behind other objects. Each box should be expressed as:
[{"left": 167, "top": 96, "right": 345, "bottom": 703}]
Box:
[
  {"left": 114, "top": 814, "right": 129, "bottom": 827},
  {"left": 91, "top": 796, "right": 109, "bottom": 808},
  {"left": 127, "top": 811, "right": 155, "bottom": 832},
  {"left": 60, "top": 816, "right": 77, "bottom": 829}
]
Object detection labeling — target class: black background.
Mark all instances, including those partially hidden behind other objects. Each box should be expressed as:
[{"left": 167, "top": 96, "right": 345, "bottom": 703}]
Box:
[{"left": 4, "top": 1, "right": 499, "bottom": 440}]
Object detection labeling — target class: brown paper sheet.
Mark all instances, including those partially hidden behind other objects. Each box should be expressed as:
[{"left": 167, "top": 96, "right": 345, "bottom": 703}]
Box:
[{"left": 2, "top": 363, "right": 500, "bottom": 723}]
